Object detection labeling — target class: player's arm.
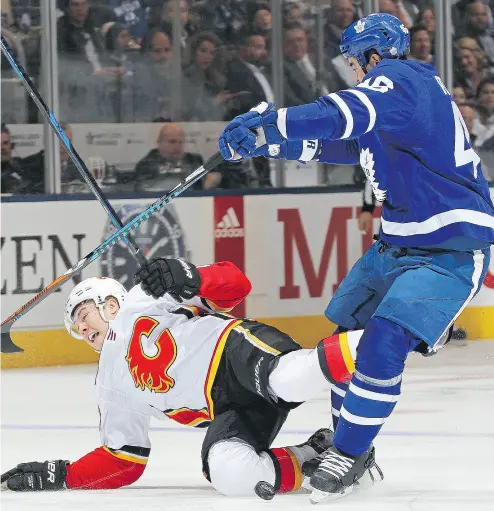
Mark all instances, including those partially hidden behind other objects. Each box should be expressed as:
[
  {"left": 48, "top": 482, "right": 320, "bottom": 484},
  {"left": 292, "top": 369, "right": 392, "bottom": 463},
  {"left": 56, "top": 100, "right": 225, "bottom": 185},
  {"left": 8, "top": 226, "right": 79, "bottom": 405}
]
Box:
[
  {"left": 1, "top": 401, "right": 151, "bottom": 491},
  {"left": 66, "top": 399, "right": 151, "bottom": 489},
  {"left": 218, "top": 64, "right": 418, "bottom": 161},
  {"left": 134, "top": 258, "right": 252, "bottom": 310},
  {"left": 280, "top": 64, "right": 418, "bottom": 141}
]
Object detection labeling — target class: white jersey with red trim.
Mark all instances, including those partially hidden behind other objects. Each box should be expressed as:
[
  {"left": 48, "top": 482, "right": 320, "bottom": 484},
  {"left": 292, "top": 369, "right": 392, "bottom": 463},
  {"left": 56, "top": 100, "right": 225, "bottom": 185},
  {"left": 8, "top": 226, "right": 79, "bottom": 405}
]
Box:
[{"left": 96, "top": 284, "right": 242, "bottom": 455}]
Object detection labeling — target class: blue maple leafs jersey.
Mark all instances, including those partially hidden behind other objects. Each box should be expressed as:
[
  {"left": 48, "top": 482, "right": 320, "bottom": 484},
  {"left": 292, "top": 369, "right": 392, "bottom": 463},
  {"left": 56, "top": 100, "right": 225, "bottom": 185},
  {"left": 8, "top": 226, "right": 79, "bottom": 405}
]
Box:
[{"left": 283, "top": 59, "right": 494, "bottom": 248}]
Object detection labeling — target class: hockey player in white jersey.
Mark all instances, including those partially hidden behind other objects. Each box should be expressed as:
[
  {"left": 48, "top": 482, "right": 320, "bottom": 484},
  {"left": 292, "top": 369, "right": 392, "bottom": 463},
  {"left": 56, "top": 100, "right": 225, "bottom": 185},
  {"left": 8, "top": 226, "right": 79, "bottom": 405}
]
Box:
[
  {"left": 2, "top": 258, "right": 382, "bottom": 498},
  {"left": 217, "top": 11, "right": 494, "bottom": 505}
]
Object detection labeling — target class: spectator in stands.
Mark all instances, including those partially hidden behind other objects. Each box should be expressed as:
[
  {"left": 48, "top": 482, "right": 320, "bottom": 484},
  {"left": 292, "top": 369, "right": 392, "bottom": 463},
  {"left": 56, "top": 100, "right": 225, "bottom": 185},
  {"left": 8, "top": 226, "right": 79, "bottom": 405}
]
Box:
[
  {"left": 324, "top": 0, "right": 355, "bottom": 59},
  {"left": 476, "top": 76, "right": 494, "bottom": 131},
  {"left": 457, "top": 1, "right": 494, "bottom": 65},
  {"left": 107, "top": 0, "right": 148, "bottom": 44},
  {"left": 100, "top": 21, "right": 139, "bottom": 70},
  {"left": 378, "top": 0, "right": 410, "bottom": 28},
  {"left": 408, "top": 25, "right": 435, "bottom": 67},
  {"left": 182, "top": 31, "right": 234, "bottom": 121},
  {"left": 134, "top": 28, "right": 173, "bottom": 121},
  {"left": 416, "top": 7, "right": 436, "bottom": 51},
  {"left": 225, "top": 31, "right": 274, "bottom": 117},
  {"left": 57, "top": 0, "right": 116, "bottom": 77},
  {"left": 283, "top": 2, "right": 304, "bottom": 26},
  {"left": 473, "top": 77, "right": 494, "bottom": 163},
  {"left": 1, "top": 123, "right": 37, "bottom": 194},
  {"left": 453, "top": 86, "right": 468, "bottom": 105},
  {"left": 457, "top": 36, "right": 492, "bottom": 72},
  {"left": 454, "top": 45, "right": 492, "bottom": 99},
  {"left": 20, "top": 122, "right": 83, "bottom": 193},
  {"left": 282, "top": 23, "right": 347, "bottom": 106},
  {"left": 247, "top": 3, "right": 272, "bottom": 40},
  {"left": 459, "top": 103, "right": 479, "bottom": 144},
  {"left": 190, "top": 0, "right": 247, "bottom": 45},
  {"left": 150, "top": 0, "right": 194, "bottom": 49},
  {"left": 134, "top": 122, "right": 220, "bottom": 192}
]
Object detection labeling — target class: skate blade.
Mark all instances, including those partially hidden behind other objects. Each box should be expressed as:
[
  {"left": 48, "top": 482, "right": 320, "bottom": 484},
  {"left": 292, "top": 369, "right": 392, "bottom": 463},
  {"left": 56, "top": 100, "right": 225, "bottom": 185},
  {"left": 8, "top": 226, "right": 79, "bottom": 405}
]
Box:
[
  {"left": 310, "top": 486, "right": 353, "bottom": 504},
  {"left": 309, "top": 466, "right": 384, "bottom": 504}
]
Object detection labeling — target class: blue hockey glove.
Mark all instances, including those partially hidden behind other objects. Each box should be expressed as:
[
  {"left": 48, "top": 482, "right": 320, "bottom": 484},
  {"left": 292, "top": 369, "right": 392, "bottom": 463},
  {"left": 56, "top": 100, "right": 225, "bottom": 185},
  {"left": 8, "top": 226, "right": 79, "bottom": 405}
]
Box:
[
  {"left": 218, "top": 102, "right": 284, "bottom": 161},
  {"left": 218, "top": 102, "right": 320, "bottom": 162}
]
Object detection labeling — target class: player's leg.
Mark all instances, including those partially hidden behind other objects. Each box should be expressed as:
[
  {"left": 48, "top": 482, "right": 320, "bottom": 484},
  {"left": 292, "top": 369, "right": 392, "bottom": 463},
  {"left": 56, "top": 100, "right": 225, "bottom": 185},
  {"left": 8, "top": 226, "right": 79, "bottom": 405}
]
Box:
[
  {"left": 227, "top": 319, "right": 367, "bottom": 405},
  {"left": 202, "top": 405, "right": 333, "bottom": 498},
  {"left": 310, "top": 247, "right": 491, "bottom": 501}
]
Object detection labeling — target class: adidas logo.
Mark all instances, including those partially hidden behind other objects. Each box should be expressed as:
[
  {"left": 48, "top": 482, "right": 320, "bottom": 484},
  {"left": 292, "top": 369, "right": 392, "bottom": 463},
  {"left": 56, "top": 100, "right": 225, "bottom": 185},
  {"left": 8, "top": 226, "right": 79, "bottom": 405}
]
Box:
[{"left": 215, "top": 207, "right": 244, "bottom": 238}]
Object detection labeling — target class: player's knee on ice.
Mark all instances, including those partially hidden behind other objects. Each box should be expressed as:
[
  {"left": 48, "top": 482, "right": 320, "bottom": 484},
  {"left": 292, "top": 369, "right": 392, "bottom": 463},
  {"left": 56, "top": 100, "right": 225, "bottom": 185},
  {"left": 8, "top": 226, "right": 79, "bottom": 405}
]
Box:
[{"left": 208, "top": 440, "right": 276, "bottom": 497}]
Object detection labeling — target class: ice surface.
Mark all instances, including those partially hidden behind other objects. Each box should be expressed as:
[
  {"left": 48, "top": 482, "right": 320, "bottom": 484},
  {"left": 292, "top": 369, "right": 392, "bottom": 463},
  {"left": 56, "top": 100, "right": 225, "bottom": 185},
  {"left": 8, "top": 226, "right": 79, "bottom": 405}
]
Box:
[{"left": 2, "top": 341, "right": 494, "bottom": 511}]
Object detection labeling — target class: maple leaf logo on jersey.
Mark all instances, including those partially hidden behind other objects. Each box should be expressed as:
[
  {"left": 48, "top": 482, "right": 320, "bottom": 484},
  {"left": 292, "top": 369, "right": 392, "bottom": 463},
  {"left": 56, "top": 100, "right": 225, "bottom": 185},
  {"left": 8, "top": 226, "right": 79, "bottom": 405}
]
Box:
[
  {"left": 355, "top": 20, "right": 365, "bottom": 33},
  {"left": 360, "top": 148, "right": 387, "bottom": 202},
  {"left": 126, "top": 316, "right": 177, "bottom": 393}
]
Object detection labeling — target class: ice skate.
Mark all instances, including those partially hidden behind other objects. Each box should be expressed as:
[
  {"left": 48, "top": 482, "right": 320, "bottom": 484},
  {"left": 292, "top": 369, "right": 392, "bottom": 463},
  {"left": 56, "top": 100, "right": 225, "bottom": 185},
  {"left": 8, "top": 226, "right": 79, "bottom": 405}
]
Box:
[
  {"left": 309, "top": 445, "right": 383, "bottom": 504},
  {"left": 298, "top": 428, "right": 334, "bottom": 491}
]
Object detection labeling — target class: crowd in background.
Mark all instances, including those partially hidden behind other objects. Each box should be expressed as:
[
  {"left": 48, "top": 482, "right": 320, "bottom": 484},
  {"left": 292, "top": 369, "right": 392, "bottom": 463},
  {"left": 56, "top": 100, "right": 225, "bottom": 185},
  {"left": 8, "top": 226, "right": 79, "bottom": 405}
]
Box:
[{"left": 2, "top": 0, "right": 494, "bottom": 194}]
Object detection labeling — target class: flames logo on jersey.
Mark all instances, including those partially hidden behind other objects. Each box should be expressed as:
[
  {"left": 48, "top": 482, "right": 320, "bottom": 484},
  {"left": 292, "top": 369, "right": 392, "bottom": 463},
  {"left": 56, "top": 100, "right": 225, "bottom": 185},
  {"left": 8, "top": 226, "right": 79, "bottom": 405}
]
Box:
[{"left": 126, "top": 316, "right": 177, "bottom": 393}]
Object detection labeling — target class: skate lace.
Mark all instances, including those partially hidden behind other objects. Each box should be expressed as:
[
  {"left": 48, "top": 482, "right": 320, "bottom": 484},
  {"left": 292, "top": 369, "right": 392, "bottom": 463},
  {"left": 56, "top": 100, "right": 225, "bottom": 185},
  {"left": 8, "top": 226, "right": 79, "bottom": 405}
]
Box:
[{"left": 318, "top": 451, "right": 354, "bottom": 478}]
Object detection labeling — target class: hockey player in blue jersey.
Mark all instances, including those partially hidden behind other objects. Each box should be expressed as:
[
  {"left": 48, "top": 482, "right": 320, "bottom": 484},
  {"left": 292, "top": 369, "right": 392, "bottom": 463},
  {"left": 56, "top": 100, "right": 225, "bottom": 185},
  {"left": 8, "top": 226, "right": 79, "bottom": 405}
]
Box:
[{"left": 217, "top": 13, "right": 494, "bottom": 504}]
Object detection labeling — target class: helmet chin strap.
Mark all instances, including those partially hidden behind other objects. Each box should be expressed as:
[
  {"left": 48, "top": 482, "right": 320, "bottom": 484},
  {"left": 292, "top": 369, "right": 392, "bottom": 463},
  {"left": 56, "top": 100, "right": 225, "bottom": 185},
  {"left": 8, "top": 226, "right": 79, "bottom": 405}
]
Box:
[{"left": 96, "top": 302, "right": 110, "bottom": 323}]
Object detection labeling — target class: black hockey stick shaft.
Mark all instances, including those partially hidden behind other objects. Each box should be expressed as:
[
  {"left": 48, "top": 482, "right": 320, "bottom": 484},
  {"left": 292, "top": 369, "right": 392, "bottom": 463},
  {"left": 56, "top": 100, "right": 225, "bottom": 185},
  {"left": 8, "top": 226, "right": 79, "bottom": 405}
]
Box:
[
  {"left": 0, "top": 35, "right": 146, "bottom": 267},
  {"left": 0, "top": 152, "right": 224, "bottom": 353}
]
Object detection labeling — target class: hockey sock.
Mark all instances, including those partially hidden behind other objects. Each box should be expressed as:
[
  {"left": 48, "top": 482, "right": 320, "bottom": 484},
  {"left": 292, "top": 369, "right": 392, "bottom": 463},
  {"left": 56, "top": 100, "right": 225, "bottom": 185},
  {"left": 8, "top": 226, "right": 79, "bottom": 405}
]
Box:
[
  {"left": 333, "top": 318, "right": 418, "bottom": 457},
  {"left": 267, "top": 447, "right": 304, "bottom": 493},
  {"left": 330, "top": 381, "right": 349, "bottom": 430},
  {"left": 316, "top": 330, "right": 363, "bottom": 383}
]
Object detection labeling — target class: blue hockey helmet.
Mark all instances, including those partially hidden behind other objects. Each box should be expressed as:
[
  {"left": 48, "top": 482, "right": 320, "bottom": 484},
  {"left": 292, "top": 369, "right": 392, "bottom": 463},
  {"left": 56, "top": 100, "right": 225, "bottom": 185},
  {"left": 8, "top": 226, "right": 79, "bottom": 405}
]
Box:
[{"left": 340, "top": 13, "right": 410, "bottom": 68}]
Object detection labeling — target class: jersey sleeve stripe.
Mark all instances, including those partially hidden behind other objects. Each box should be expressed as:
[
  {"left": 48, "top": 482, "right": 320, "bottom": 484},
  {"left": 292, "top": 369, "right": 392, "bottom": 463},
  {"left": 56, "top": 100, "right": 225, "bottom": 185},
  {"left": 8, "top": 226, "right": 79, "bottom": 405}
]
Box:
[
  {"left": 346, "top": 89, "right": 377, "bottom": 133},
  {"left": 327, "top": 93, "right": 354, "bottom": 139},
  {"left": 299, "top": 140, "right": 320, "bottom": 161}
]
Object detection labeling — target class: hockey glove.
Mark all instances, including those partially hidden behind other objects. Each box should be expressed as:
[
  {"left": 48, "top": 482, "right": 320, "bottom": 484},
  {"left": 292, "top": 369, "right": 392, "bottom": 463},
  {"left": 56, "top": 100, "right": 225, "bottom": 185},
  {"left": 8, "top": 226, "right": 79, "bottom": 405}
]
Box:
[
  {"left": 218, "top": 102, "right": 320, "bottom": 162},
  {"left": 1, "top": 460, "right": 68, "bottom": 492},
  {"left": 134, "top": 258, "right": 201, "bottom": 301}
]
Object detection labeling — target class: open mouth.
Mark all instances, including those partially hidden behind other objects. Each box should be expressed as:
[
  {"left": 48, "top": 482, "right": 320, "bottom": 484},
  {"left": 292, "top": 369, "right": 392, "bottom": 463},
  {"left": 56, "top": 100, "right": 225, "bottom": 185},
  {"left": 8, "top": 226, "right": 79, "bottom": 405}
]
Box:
[{"left": 88, "top": 332, "right": 98, "bottom": 343}]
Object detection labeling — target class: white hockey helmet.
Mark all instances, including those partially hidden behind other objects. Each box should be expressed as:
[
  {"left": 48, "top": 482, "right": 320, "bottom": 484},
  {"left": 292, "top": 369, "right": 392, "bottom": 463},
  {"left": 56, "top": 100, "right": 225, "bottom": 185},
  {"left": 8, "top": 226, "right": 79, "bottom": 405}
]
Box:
[{"left": 64, "top": 277, "right": 127, "bottom": 339}]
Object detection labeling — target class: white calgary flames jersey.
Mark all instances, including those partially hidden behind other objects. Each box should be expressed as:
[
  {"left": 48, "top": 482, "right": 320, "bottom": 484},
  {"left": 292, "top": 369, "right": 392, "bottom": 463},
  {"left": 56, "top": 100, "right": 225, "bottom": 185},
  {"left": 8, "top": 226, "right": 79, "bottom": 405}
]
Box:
[{"left": 96, "top": 285, "right": 241, "bottom": 454}]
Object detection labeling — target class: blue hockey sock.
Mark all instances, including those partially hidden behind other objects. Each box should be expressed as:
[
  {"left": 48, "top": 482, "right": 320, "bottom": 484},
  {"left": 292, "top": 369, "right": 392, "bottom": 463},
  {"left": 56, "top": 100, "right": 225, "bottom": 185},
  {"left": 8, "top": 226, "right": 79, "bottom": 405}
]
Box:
[
  {"left": 333, "top": 317, "right": 419, "bottom": 457},
  {"left": 330, "top": 381, "right": 348, "bottom": 430}
]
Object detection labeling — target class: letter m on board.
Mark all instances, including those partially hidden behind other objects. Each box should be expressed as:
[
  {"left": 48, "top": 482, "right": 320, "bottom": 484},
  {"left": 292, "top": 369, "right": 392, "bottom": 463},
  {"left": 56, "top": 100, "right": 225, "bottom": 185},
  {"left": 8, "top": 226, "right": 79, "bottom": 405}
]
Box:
[{"left": 278, "top": 208, "right": 352, "bottom": 298}]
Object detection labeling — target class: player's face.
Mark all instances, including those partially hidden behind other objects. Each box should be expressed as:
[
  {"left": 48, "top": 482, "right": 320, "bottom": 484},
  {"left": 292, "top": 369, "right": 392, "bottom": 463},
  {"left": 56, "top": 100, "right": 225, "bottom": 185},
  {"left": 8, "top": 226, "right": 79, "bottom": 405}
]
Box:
[
  {"left": 348, "top": 57, "right": 366, "bottom": 84},
  {"left": 73, "top": 301, "right": 109, "bottom": 352}
]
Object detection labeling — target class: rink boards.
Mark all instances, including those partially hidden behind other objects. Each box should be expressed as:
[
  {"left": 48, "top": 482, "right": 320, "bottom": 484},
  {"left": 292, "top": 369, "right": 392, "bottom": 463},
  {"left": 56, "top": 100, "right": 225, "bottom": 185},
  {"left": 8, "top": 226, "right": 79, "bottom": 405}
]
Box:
[{"left": 2, "top": 187, "right": 493, "bottom": 368}]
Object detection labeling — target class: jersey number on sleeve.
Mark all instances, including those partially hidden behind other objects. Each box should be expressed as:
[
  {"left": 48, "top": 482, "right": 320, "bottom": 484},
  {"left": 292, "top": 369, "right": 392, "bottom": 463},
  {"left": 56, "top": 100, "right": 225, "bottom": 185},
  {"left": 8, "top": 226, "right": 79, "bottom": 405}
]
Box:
[
  {"left": 452, "top": 101, "right": 481, "bottom": 178},
  {"left": 126, "top": 316, "right": 177, "bottom": 393}
]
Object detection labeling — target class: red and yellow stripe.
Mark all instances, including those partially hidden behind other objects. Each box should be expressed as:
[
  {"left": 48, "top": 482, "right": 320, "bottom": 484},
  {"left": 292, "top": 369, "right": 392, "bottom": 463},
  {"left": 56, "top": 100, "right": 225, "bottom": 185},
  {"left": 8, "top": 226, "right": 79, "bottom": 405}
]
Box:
[
  {"left": 103, "top": 447, "right": 148, "bottom": 465},
  {"left": 204, "top": 319, "right": 243, "bottom": 419},
  {"left": 269, "top": 447, "right": 302, "bottom": 493},
  {"left": 317, "top": 332, "right": 355, "bottom": 384}
]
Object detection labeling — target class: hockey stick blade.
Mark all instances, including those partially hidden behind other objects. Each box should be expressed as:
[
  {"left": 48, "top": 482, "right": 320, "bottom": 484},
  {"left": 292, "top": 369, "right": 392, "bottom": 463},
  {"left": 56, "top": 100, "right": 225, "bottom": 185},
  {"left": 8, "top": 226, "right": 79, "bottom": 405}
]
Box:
[{"left": 0, "top": 152, "right": 224, "bottom": 353}]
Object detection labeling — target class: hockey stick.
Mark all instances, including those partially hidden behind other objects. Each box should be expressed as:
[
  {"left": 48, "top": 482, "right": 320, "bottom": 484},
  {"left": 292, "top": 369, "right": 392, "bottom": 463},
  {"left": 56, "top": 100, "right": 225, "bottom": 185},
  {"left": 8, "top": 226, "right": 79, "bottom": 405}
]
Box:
[
  {"left": 0, "top": 35, "right": 146, "bottom": 267},
  {"left": 0, "top": 151, "right": 224, "bottom": 353}
]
